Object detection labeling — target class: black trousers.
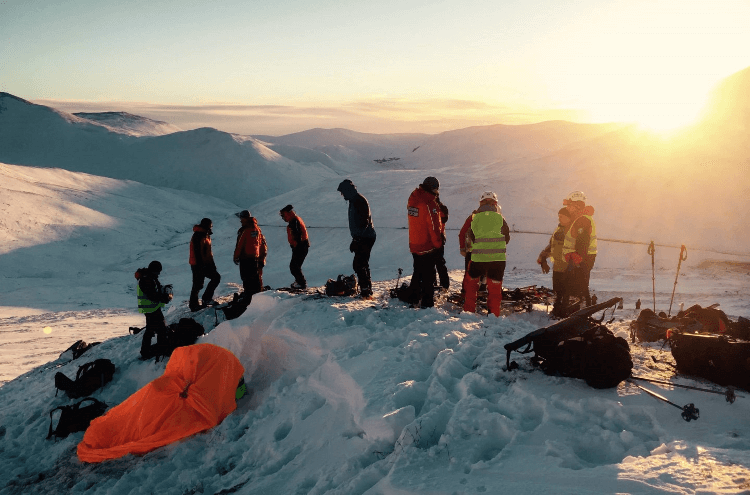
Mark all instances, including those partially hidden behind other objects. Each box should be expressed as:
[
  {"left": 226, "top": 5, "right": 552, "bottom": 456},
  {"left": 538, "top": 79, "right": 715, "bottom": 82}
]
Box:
[
  {"left": 435, "top": 245, "right": 449, "bottom": 289},
  {"left": 190, "top": 264, "right": 221, "bottom": 307},
  {"left": 290, "top": 244, "right": 308, "bottom": 287},
  {"left": 141, "top": 309, "right": 167, "bottom": 358},
  {"left": 239, "top": 258, "right": 263, "bottom": 300},
  {"left": 410, "top": 250, "right": 439, "bottom": 308},
  {"left": 568, "top": 254, "right": 596, "bottom": 305},
  {"left": 352, "top": 237, "right": 375, "bottom": 293}
]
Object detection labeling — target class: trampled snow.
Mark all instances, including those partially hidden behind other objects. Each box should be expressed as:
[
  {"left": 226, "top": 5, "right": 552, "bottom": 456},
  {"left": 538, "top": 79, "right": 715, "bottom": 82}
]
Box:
[{"left": 2, "top": 86, "right": 750, "bottom": 493}]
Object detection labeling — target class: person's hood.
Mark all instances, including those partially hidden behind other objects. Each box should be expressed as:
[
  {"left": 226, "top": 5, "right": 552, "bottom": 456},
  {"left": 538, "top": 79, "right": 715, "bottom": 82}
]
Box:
[
  {"left": 193, "top": 225, "right": 212, "bottom": 235},
  {"left": 337, "top": 179, "right": 357, "bottom": 200},
  {"left": 476, "top": 202, "right": 501, "bottom": 214},
  {"left": 583, "top": 205, "right": 595, "bottom": 216},
  {"left": 242, "top": 217, "right": 259, "bottom": 229}
]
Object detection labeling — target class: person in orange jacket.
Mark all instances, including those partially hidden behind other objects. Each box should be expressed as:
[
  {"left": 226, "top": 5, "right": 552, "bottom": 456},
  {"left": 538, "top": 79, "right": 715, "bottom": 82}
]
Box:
[
  {"left": 280, "top": 204, "right": 309, "bottom": 289},
  {"left": 189, "top": 217, "right": 221, "bottom": 311},
  {"left": 233, "top": 210, "right": 267, "bottom": 303},
  {"left": 407, "top": 176, "right": 443, "bottom": 308}
]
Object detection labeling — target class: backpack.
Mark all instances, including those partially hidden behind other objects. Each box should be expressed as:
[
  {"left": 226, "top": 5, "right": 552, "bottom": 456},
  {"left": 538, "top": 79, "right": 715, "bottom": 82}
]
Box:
[
  {"left": 534, "top": 325, "right": 633, "bottom": 389},
  {"left": 47, "top": 397, "right": 108, "bottom": 440},
  {"left": 683, "top": 304, "right": 732, "bottom": 335},
  {"left": 324, "top": 274, "right": 358, "bottom": 297},
  {"left": 669, "top": 331, "right": 750, "bottom": 391},
  {"left": 59, "top": 340, "right": 101, "bottom": 361},
  {"left": 54, "top": 359, "right": 116, "bottom": 399},
  {"left": 390, "top": 282, "right": 418, "bottom": 304}
]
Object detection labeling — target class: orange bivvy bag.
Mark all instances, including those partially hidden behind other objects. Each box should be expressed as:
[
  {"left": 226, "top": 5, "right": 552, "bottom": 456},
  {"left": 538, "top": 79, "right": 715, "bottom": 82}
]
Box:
[{"left": 77, "top": 343, "right": 244, "bottom": 463}]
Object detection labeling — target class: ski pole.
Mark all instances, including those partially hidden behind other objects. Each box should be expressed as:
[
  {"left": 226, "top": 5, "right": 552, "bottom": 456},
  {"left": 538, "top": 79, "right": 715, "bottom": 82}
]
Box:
[
  {"left": 647, "top": 241, "right": 656, "bottom": 312},
  {"left": 394, "top": 268, "right": 403, "bottom": 290},
  {"left": 630, "top": 375, "right": 741, "bottom": 403},
  {"left": 668, "top": 245, "right": 688, "bottom": 317},
  {"left": 627, "top": 379, "right": 699, "bottom": 421}
]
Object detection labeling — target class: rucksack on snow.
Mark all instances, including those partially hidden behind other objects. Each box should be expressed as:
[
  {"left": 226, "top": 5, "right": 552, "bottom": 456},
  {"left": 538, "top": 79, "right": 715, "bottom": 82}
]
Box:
[
  {"left": 325, "top": 274, "right": 358, "bottom": 297},
  {"left": 47, "top": 397, "right": 108, "bottom": 440},
  {"left": 504, "top": 297, "right": 633, "bottom": 389},
  {"left": 140, "top": 318, "right": 205, "bottom": 361},
  {"left": 55, "top": 359, "right": 116, "bottom": 399}
]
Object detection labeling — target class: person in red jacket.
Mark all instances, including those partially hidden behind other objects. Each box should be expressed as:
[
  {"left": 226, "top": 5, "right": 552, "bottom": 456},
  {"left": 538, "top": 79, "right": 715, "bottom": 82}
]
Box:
[
  {"left": 189, "top": 217, "right": 221, "bottom": 311},
  {"left": 407, "top": 176, "right": 443, "bottom": 308},
  {"left": 280, "top": 204, "right": 309, "bottom": 289},
  {"left": 233, "top": 210, "right": 267, "bottom": 303}
]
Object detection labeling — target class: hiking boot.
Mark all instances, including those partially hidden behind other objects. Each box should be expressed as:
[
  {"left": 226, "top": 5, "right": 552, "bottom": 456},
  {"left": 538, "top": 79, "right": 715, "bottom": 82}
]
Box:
[
  {"left": 290, "top": 281, "right": 307, "bottom": 290},
  {"left": 360, "top": 289, "right": 373, "bottom": 299}
]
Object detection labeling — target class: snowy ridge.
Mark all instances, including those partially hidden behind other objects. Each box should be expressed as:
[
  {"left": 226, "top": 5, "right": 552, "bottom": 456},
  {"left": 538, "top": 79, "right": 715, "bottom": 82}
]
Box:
[{"left": 72, "top": 111, "right": 182, "bottom": 137}]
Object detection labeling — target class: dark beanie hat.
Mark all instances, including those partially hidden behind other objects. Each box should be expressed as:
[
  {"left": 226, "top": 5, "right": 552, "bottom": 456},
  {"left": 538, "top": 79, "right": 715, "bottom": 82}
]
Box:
[
  {"left": 337, "top": 179, "right": 354, "bottom": 192},
  {"left": 239, "top": 210, "right": 251, "bottom": 219},
  {"left": 280, "top": 204, "right": 294, "bottom": 214},
  {"left": 421, "top": 176, "right": 439, "bottom": 191},
  {"left": 199, "top": 217, "right": 212, "bottom": 229},
  {"left": 148, "top": 260, "right": 162, "bottom": 273}
]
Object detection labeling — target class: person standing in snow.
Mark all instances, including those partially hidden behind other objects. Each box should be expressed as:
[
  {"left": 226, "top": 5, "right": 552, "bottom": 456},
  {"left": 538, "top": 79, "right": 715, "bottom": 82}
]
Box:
[
  {"left": 189, "top": 217, "right": 221, "bottom": 311},
  {"left": 135, "top": 260, "right": 172, "bottom": 358},
  {"left": 537, "top": 207, "right": 573, "bottom": 317},
  {"left": 337, "top": 179, "right": 376, "bottom": 298},
  {"left": 407, "top": 176, "right": 443, "bottom": 308},
  {"left": 434, "top": 195, "right": 450, "bottom": 290},
  {"left": 280, "top": 204, "right": 309, "bottom": 289},
  {"left": 463, "top": 191, "right": 510, "bottom": 317},
  {"left": 233, "top": 210, "right": 267, "bottom": 303},
  {"left": 561, "top": 191, "right": 597, "bottom": 306},
  {"left": 458, "top": 201, "right": 481, "bottom": 299}
]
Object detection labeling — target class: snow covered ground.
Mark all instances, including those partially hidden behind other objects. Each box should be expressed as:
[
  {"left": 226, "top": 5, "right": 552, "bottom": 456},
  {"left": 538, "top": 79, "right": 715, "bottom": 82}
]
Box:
[
  {"left": 1, "top": 159, "right": 750, "bottom": 494},
  {"left": 2, "top": 78, "right": 750, "bottom": 492}
]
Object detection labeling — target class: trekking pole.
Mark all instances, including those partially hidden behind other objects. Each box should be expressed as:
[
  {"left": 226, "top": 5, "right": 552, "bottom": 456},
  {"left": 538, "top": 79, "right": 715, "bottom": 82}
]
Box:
[
  {"left": 630, "top": 376, "right": 742, "bottom": 403},
  {"left": 647, "top": 241, "right": 656, "bottom": 312},
  {"left": 627, "top": 379, "right": 699, "bottom": 421},
  {"left": 668, "top": 245, "right": 688, "bottom": 317},
  {"left": 395, "top": 268, "right": 403, "bottom": 290}
]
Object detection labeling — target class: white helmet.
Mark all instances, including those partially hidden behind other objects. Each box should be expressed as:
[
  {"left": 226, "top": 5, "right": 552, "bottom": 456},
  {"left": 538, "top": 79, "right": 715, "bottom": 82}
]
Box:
[
  {"left": 564, "top": 190, "right": 586, "bottom": 204},
  {"left": 480, "top": 191, "right": 498, "bottom": 202}
]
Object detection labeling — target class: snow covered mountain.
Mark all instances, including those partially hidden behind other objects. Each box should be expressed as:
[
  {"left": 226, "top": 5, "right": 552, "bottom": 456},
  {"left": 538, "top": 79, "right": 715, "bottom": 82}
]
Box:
[{"left": 72, "top": 111, "right": 182, "bottom": 137}]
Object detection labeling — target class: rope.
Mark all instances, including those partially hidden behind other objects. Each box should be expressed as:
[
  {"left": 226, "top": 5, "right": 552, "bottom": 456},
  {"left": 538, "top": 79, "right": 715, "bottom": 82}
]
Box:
[{"left": 256, "top": 224, "right": 750, "bottom": 259}]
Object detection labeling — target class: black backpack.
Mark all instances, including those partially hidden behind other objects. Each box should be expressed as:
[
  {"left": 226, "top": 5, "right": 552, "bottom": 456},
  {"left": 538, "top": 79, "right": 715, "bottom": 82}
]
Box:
[
  {"left": 47, "top": 397, "right": 108, "bottom": 440},
  {"left": 54, "top": 359, "right": 116, "bottom": 399},
  {"left": 59, "top": 340, "right": 101, "bottom": 361},
  {"left": 325, "top": 274, "right": 358, "bottom": 297},
  {"left": 535, "top": 325, "right": 633, "bottom": 389}
]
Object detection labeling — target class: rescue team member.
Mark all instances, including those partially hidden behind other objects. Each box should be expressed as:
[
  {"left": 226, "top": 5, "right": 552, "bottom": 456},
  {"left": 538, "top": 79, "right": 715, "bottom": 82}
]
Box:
[
  {"left": 233, "top": 210, "right": 267, "bottom": 303},
  {"left": 280, "top": 204, "right": 309, "bottom": 290},
  {"left": 561, "top": 191, "right": 597, "bottom": 306},
  {"left": 407, "top": 176, "right": 443, "bottom": 308},
  {"left": 435, "top": 195, "right": 450, "bottom": 290},
  {"left": 189, "top": 217, "right": 221, "bottom": 311},
  {"left": 463, "top": 191, "right": 510, "bottom": 317},
  {"left": 337, "top": 179, "right": 376, "bottom": 298},
  {"left": 135, "top": 260, "right": 172, "bottom": 358},
  {"left": 537, "top": 207, "right": 573, "bottom": 317},
  {"left": 458, "top": 200, "right": 481, "bottom": 299}
]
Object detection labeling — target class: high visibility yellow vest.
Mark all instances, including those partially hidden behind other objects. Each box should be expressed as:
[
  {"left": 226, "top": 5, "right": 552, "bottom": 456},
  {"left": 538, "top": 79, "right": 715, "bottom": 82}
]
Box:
[
  {"left": 137, "top": 285, "right": 165, "bottom": 314},
  {"left": 551, "top": 226, "right": 568, "bottom": 272},
  {"left": 469, "top": 211, "right": 507, "bottom": 262},
  {"left": 563, "top": 215, "right": 597, "bottom": 255}
]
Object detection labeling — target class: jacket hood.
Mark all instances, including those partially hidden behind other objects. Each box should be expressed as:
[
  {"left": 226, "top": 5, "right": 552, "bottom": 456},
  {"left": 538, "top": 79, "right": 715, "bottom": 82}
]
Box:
[
  {"left": 337, "top": 179, "right": 357, "bottom": 200},
  {"left": 583, "top": 205, "right": 595, "bottom": 216},
  {"left": 193, "top": 225, "right": 212, "bottom": 235}
]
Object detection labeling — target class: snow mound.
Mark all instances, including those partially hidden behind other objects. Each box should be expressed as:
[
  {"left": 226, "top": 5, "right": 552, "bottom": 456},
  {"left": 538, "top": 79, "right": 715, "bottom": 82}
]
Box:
[{"left": 73, "top": 111, "right": 182, "bottom": 137}]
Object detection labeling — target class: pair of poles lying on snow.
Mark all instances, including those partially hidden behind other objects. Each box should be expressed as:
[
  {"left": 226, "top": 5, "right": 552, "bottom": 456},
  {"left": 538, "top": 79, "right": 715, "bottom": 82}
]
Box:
[{"left": 648, "top": 241, "right": 688, "bottom": 317}]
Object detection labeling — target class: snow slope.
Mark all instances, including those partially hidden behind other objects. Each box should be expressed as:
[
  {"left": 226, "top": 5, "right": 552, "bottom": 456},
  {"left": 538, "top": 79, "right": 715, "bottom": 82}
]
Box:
[{"left": 72, "top": 112, "right": 182, "bottom": 137}]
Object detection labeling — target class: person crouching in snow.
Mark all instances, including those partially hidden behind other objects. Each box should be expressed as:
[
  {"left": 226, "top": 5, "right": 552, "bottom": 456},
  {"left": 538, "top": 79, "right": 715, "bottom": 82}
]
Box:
[
  {"left": 280, "top": 204, "right": 309, "bottom": 290},
  {"left": 561, "top": 191, "right": 597, "bottom": 306},
  {"left": 135, "top": 260, "right": 172, "bottom": 359},
  {"left": 233, "top": 210, "right": 267, "bottom": 303},
  {"left": 463, "top": 191, "right": 510, "bottom": 317},
  {"left": 189, "top": 217, "right": 221, "bottom": 311}
]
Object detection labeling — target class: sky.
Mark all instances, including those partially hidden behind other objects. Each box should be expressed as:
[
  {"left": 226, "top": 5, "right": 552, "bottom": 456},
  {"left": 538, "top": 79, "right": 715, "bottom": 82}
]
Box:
[{"left": 3, "top": 0, "right": 750, "bottom": 135}]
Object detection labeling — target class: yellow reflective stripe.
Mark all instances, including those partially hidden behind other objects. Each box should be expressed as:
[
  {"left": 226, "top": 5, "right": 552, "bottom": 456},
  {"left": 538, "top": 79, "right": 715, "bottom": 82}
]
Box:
[
  {"left": 475, "top": 237, "right": 506, "bottom": 242},
  {"left": 471, "top": 248, "right": 507, "bottom": 254}
]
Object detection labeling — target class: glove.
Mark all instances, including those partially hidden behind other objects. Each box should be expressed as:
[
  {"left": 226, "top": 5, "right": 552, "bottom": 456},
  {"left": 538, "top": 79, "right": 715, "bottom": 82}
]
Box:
[
  {"left": 540, "top": 259, "right": 550, "bottom": 274},
  {"left": 565, "top": 252, "right": 583, "bottom": 267},
  {"left": 233, "top": 258, "right": 240, "bottom": 266},
  {"left": 349, "top": 239, "right": 359, "bottom": 253},
  {"left": 460, "top": 247, "right": 467, "bottom": 257}
]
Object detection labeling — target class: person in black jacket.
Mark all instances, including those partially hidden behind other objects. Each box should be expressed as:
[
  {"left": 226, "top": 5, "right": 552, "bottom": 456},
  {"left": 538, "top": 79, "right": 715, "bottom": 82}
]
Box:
[
  {"left": 337, "top": 179, "right": 376, "bottom": 298},
  {"left": 135, "top": 260, "right": 172, "bottom": 359}
]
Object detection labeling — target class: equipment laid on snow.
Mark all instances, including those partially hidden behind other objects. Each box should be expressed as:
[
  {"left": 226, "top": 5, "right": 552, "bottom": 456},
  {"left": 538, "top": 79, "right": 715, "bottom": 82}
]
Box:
[
  {"left": 324, "top": 274, "right": 358, "bottom": 297},
  {"left": 141, "top": 317, "right": 205, "bottom": 361},
  {"left": 77, "top": 343, "right": 244, "bottom": 463},
  {"left": 630, "top": 375, "right": 741, "bottom": 403},
  {"left": 630, "top": 308, "right": 702, "bottom": 342},
  {"left": 627, "top": 379, "right": 700, "bottom": 422},
  {"left": 668, "top": 244, "right": 688, "bottom": 317},
  {"left": 59, "top": 340, "right": 100, "bottom": 361},
  {"left": 630, "top": 304, "right": 748, "bottom": 343},
  {"left": 47, "top": 397, "right": 108, "bottom": 440},
  {"left": 504, "top": 297, "right": 632, "bottom": 388},
  {"left": 54, "top": 359, "right": 115, "bottom": 399},
  {"left": 668, "top": 331, "right": 750, "bottom": 392}
]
